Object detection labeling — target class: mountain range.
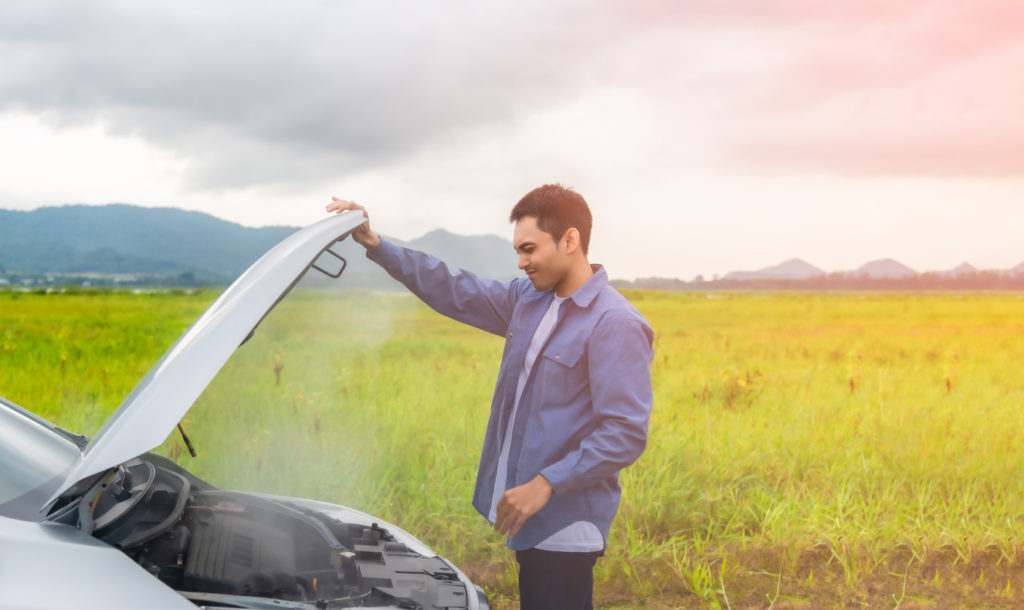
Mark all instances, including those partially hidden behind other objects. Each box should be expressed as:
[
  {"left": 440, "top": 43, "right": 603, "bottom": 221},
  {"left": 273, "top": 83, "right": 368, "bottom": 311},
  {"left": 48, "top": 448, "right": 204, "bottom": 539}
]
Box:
[
  {"left": 0, "top": 205, "right": 518, "bottom": 287},
  {"left": 852, "top": 258, "right": 917, "bottom": 279},
  {"left": 714, "top": 256, "right": 1022, "bottom": 281},
  {"left": 2, "top": 205, "right": 1023, "bottom": 288},
  {"left": 723, "top": 258, "right": 824, "bottom": 281}
]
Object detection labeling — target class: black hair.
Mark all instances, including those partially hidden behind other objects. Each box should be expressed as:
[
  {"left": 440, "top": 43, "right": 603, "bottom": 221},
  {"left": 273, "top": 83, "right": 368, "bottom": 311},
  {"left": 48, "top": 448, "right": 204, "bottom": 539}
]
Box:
[{"left": 509, "top": 184, "right": 593, "bottom": 254}]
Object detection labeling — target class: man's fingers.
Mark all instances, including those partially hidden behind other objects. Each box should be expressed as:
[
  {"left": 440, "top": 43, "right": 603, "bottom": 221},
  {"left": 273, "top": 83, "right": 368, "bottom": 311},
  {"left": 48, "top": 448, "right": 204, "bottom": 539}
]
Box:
[
  {"left": 493, "top": 497, "right": 515, "bottom": 535},
  {"left": 496, "top": 513, "right": 522, "bottom": 537},
  {"left": 494, "top": 476, "right": 554, "bottom": 538},
  {"left": 494, "top": 496, "right": 529, "bottom": 537},
  {"left": 494, "top": 503, "right": 512, "bottom": 534},
  {"left": 325, "top": 197, "right": 362, "bottom": 214}
]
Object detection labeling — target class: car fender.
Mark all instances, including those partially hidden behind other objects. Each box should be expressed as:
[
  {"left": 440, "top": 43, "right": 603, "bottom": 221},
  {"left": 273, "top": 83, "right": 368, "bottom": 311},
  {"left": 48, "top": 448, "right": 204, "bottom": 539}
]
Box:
[{"left": 0, "top": 516, "right": 194, "bottom": 610}]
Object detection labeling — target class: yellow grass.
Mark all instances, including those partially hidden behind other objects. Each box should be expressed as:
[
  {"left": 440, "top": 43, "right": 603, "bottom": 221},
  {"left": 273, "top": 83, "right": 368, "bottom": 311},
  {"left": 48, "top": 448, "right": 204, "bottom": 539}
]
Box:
[{"left": 5, "top": 288, "right": 1024, "bottom": 607}]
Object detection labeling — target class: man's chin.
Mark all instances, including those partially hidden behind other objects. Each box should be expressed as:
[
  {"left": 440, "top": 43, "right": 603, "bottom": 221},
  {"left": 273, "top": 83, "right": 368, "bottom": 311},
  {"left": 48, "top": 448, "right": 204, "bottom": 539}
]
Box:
[{"left": 528, "top": 277, "right": 551, "bottom": 292}]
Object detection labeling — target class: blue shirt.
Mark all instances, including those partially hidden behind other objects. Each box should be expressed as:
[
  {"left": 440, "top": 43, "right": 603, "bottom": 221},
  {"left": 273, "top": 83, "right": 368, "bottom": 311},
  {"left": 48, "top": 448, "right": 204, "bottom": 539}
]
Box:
[{"left": 368, "top": 239, "right": 654, "bottom": 551}]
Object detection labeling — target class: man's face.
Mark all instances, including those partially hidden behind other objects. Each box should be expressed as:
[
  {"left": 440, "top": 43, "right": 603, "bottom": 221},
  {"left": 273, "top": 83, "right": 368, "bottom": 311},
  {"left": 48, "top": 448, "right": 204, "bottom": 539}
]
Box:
[{"left": 513, "top": 215, "right": 568, "bottom": 292}]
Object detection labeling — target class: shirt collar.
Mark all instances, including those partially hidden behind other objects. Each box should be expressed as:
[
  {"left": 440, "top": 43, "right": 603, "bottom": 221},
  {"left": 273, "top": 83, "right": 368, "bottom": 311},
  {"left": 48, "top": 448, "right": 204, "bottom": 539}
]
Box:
[{"left": 564, "top": 264, "right": 606, "bottom": 309}]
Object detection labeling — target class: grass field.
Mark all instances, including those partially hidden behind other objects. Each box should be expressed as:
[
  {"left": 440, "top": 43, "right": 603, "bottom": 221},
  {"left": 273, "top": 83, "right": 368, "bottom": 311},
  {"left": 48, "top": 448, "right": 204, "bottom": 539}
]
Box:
[{"left": 4, "top": 288, "right": 1024, "bottom": 608}]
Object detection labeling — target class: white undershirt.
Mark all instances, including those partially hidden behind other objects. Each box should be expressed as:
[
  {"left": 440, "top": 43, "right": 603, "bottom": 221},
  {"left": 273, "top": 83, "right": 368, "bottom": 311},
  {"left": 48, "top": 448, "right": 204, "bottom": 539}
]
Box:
[{"left": 488, "top": 295, "right": 604, "bottom": 552}]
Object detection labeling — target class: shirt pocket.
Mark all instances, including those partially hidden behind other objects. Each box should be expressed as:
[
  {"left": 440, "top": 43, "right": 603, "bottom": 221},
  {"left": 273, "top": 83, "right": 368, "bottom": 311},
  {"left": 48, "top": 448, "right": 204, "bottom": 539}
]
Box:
[{"left": 539, "top": 341, "right": 587, "bottom": 405}]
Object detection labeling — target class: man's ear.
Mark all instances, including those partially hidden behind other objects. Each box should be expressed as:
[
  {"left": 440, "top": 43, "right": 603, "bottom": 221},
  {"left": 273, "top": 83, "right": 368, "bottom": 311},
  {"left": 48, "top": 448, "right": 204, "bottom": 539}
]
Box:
[{"left": 562, "top": 227, "right": 581, "bottom": 254}]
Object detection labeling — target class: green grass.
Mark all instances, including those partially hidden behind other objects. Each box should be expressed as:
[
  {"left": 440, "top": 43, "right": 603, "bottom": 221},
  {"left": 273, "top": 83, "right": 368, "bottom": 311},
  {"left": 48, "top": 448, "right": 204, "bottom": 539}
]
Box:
[
  {"left": 6, "top": 289, "right": 1024, "bottom": 607},
  {"left": 0, "top": 289, "right": 216, "bottom": 434}
]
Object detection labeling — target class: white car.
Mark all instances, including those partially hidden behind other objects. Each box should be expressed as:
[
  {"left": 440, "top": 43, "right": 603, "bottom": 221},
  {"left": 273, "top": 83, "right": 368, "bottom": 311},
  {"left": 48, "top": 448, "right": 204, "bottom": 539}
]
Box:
[{"left": 0, "top": 212, "right": 490, "bottom": 610}]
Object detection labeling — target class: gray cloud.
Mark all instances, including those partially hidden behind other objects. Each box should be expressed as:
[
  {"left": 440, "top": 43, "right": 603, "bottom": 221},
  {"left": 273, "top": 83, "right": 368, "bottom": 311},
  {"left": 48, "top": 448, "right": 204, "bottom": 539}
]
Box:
[
  {"left": 3, "top": 0, "right": 1023, "bottom": 189},
  {"left": 0, "top": 1, "right": 644, "bottom": 190}
]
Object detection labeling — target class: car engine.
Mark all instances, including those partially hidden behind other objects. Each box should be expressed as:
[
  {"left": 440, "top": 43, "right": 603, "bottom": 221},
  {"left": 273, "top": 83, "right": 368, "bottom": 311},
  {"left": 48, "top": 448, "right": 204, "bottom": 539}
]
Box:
[{"left": 50, "top": 455, "right": 473, "bottom": 609}]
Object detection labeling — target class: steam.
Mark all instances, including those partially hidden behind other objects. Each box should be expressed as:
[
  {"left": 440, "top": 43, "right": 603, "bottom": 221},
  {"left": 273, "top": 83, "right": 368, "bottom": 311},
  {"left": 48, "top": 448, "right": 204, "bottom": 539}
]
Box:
[{"left": 160, "top": 277, "right": 407, "bottom": 509}]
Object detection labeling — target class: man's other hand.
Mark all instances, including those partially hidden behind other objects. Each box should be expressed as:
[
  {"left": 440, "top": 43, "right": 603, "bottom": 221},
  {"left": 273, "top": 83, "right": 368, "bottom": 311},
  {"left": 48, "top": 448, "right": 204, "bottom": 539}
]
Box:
[
  {"left": 494, "top": 474, "right": 554, "bottom": 539},
  {"left": 325, "top": 197, "right": 381, "bottom": 251}
]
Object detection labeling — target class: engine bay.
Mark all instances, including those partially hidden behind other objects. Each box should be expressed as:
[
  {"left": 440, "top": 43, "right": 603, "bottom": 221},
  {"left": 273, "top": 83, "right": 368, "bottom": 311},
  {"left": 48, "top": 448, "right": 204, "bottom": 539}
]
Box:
[{"left": 49, "top": 455, "right": 472, "bottom": 609}]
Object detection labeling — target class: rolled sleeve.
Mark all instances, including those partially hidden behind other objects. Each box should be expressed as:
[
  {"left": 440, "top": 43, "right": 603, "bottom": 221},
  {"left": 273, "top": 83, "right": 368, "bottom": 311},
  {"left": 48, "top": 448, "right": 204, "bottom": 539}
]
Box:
[{"left": 540, "top": 312, "right": 654, "bottom": 494}]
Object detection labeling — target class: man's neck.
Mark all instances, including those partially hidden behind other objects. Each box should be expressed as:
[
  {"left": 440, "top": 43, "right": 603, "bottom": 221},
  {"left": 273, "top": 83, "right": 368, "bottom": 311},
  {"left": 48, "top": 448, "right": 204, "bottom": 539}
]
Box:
[{"left": 554, "top": 259, "right": 594, "bottom": 298}]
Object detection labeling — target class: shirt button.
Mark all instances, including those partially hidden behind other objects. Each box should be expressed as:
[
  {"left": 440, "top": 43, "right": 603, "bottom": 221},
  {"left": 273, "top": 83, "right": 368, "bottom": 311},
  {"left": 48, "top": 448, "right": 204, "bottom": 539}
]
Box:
[
  {"left": 555, "top": 354, "right": 560, "bottom": 359},
  {"left": 509, "top": 332, "right": 514, "bottom": 337}
]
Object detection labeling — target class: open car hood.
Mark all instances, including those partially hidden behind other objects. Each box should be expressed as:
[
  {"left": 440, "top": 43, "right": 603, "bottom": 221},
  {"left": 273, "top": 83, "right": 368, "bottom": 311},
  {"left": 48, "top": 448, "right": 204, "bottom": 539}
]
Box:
[{"left": 47, "top": 212, "right": 366, "bottom": 505}]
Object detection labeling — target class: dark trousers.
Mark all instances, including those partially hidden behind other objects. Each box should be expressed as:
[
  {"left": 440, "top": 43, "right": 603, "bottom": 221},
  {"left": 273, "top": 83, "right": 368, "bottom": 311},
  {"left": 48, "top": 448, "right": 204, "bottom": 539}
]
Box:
[{"left": 515, "top": 548, "right": 601, "bottom": 610}]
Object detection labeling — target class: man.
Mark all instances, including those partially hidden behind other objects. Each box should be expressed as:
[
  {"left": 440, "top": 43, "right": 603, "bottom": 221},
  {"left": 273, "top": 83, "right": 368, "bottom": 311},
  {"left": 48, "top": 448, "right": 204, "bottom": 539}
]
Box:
[{"left": 326, "top": 184, "right": 653, "bottom": 610}]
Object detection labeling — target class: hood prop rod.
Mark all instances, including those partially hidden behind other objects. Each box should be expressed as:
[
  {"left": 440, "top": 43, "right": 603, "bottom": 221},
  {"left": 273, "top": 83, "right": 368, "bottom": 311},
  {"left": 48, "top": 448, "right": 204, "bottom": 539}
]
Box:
[{"left": 177, "top": 422, "right": 197, "bottom": 457}]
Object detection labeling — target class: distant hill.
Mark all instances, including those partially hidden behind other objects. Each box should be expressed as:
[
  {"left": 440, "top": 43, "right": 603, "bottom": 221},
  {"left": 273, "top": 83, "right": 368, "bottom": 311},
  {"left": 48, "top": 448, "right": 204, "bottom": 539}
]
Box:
[
  {"left": 0, "top": 205, "right": 297, "bottom": 282},
  {"left": 723, "top": 258, "right": 824, "bottom": 281},
  {"left": 406, "top": 229, "right": 517, "bottom": 279},
  {"left": 0, "top": 204, "right": 518, "bottom": 286},
  {"left": 318, "top": 227, "right": 518, "bottom": 290},
  {"left": 851, "top": 258, "right": 917, "bottom": 279},
  {"left": 943, "top": 262, "right": 977, "bottom": 277},
  {"left": 617, "top": 257, "right": 1024, "bottom": 292}
]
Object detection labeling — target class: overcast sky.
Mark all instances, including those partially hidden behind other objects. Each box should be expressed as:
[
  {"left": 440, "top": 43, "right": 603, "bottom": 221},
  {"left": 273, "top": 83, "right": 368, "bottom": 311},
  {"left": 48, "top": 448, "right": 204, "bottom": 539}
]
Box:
[{"left": 2, "top": 0, "right": 1024, "bottom": 280}]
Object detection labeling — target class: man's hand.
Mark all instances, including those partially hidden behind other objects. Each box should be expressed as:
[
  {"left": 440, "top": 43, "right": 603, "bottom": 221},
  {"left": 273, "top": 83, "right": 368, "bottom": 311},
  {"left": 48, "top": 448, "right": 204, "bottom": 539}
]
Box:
[
  {"left": 494, "top": 474, "right": 554, "bottom": 539},
  {"left": 325, "top": 197, "right": 381, "bottom": 251}
]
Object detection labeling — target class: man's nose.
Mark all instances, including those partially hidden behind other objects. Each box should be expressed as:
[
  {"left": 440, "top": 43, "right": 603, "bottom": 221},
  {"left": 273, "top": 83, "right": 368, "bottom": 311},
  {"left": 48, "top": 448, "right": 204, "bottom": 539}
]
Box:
[{"left": 518, "top": 254, "right": 528, "bottom": 269}]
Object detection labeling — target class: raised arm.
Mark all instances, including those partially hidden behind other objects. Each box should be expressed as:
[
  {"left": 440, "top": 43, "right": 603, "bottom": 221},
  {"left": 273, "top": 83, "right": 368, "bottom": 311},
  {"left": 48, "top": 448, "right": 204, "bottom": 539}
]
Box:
[{"left": 327, "top": 197, "right": 521, "bottom": 336}]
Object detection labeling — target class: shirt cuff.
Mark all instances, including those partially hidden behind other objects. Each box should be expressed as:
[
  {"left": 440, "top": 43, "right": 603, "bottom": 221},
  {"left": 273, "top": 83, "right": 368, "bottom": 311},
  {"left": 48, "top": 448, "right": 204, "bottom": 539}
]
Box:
[{"left": 366, "top": 237, "right": 399, "bottom": 264}]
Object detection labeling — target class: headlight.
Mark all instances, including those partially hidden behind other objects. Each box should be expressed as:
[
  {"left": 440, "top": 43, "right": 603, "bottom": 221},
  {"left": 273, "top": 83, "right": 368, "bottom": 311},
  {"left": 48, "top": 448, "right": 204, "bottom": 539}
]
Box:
[{"left": 475, "top": 584, "right": 491, "bottom": 609}]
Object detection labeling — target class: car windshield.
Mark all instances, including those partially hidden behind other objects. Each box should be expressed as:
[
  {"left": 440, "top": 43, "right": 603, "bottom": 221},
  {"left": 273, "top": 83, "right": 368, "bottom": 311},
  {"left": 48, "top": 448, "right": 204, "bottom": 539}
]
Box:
[{"left": 0, "top": 398, "right": 80, "bottom": 519}]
